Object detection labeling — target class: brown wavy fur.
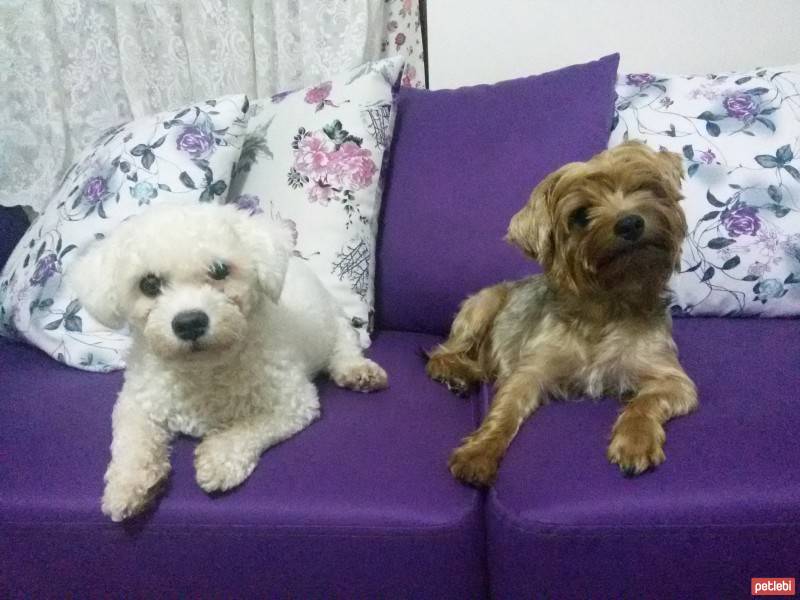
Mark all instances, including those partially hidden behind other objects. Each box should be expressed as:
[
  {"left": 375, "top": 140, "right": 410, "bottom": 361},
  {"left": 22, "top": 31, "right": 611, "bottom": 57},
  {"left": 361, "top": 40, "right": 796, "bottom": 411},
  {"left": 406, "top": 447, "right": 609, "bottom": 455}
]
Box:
[{"left": 427, "top": 142, "right": 698, "bottom": 485}]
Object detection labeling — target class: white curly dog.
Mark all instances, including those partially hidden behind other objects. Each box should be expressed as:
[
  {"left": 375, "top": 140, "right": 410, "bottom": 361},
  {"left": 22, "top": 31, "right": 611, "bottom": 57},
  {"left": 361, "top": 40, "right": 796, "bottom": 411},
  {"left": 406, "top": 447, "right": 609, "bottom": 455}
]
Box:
[{"left": 70, "top": 202, "right": 387, "bottom": 521}]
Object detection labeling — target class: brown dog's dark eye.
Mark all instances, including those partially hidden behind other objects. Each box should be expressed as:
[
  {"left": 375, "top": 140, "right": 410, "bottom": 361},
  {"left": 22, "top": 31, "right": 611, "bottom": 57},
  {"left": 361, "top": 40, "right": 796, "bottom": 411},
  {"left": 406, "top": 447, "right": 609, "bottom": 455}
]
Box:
[
  {"left": 569, "top": 206, "right": 591, "bottom": 229},
  {"left": 208, "top": 261, "right": 230, "bottom": 281},
  {"left": 139, "top": 273, "right": 163, "bottom": 297}
]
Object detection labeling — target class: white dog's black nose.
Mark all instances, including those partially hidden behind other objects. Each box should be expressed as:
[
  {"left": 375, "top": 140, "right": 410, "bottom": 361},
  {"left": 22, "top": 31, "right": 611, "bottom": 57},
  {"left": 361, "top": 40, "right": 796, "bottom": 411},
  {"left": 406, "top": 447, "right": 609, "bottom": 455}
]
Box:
[
  {"left": 614, "top": 214, "right": 645, "bottom": 242},
  {"left": 172, "top": 310, "right": 209, "bottom": 341}
]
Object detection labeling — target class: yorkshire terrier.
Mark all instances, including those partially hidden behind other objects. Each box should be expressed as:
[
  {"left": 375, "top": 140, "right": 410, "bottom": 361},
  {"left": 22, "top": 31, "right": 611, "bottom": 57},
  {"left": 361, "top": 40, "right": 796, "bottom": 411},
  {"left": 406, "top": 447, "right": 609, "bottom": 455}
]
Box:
[{"left": 427, "top": 142, "right": 697, "bottom": 485}]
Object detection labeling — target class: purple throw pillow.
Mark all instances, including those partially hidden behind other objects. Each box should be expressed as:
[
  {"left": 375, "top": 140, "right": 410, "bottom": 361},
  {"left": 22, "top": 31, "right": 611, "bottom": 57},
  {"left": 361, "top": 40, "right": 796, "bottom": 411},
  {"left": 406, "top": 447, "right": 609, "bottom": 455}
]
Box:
[{"left": 376, "top": 53, "right": 620, "bottom": 335}]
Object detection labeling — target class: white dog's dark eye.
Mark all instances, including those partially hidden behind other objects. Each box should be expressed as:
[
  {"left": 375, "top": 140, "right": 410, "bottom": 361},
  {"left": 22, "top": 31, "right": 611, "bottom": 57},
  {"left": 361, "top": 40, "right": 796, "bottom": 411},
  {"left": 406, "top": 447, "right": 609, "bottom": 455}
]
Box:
[
  {"left": 139, "top": 273, "right": 163, "bottom": 297},
  {"left": 569, "top": 206, "right": 591, "bottom": 229},
  {"left": 208, "top": 261, "right": 230, "bottom": 281}
]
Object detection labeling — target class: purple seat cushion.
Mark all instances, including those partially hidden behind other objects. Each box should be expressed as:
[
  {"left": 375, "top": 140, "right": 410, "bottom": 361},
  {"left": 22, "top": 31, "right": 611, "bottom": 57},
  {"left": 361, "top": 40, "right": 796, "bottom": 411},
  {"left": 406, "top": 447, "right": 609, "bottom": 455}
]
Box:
[
  {"left": 376, "top": 53, "right": 620, "bottom": 335},
  {"left": 486, "top": 318, "right": 800, "bottom": 598},
  {"left": 0, "top": 331, "right": 486, "bottom": 598},
  {"left": 0, "top": 206, "right": 28, "bottom": 270}
]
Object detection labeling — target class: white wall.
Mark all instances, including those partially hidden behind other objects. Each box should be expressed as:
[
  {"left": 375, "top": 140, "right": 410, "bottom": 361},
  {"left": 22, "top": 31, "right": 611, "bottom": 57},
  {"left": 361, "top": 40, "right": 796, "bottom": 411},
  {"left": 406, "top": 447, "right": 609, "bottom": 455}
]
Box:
[{"left": 427, "top": 0, "right": 800, "bottom": 89}]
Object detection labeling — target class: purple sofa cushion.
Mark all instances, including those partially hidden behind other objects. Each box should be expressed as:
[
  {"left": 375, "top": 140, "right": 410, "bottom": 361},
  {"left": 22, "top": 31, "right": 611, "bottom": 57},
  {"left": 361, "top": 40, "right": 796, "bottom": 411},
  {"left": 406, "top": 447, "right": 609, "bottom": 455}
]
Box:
[
  {"left": 486, "top": 318, "right": 800, "bottom": 598},
  {"left": 376, "top": 54, "right": 620, "bottom": 335},
  {"left": 1, "top": 331, "right": 486, "bottom": 597},
  {"left": 0, "top": 206, "right": 28, "bottom": 270}
]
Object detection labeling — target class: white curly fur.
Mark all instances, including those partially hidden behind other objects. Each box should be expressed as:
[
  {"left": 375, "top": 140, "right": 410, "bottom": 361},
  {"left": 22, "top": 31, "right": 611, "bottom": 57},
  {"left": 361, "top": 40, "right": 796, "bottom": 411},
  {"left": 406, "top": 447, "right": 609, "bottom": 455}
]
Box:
[{"left": 69, "top": 203, "right": 387, "bottom": 521}]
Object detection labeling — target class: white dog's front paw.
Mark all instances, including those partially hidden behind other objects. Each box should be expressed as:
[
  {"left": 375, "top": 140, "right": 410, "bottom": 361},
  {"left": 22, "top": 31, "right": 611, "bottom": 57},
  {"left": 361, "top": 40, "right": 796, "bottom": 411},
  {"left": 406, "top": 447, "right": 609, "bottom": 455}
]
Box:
[
  {"left": 332, "top": 359, "right": 388, "bottom": 393},
  {"left": 194, "top": 435, "right": 258, "bottom": 494},
  {"left": 102, "top": 473, "right": 162, "bottom": 522}
]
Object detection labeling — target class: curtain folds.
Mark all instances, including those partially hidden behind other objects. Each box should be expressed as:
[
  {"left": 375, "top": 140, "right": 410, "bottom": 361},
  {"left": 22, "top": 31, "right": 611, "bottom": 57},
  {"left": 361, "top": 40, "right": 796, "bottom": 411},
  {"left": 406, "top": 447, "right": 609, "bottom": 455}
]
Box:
[{"left": 0, "top": 0, "right": 425, "bottom": 212}]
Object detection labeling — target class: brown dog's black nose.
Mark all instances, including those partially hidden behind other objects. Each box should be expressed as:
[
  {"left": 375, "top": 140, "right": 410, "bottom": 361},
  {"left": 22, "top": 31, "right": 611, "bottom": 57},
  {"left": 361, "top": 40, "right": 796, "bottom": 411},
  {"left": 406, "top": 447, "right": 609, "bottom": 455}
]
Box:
[
  {"left": 614, "top": 214, "right": 645, "bottom": 242},
  {"left": 172, "top": 310, "right": 209, "bottom": 341}
]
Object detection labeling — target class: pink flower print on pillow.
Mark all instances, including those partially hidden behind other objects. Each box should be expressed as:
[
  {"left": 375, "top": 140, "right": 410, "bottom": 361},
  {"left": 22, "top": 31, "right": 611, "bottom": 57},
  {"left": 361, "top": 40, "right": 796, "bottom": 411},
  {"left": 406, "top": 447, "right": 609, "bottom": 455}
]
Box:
[
  {"left": 294, "top": 134, "right": 335, "bottom": 180},
  {"left": 330, "top": 141, "right": 377, "bottom": 189},
  {"left": 402, "top": 65, "right": 417, "bottom": 88},
  {"left": 698, "top": 149, "right": 717, "bottom": 164},
  {"left": 309, "top": 182, "right": 334, "bottom": 206},
  {"left": 288, "top": 121, "right": 378, "bottom": 227},
  {"left": 305, "top": 81, "right": 331, "bottom": 104},
  {"left": 304, "top": 81, "right": 337, "bottom": 112}
]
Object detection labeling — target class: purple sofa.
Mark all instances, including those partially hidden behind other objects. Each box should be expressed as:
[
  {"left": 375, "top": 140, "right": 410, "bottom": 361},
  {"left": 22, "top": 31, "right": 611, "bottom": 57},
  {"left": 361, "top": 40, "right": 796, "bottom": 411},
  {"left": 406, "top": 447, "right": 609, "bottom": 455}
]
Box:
[{"left": 3, "top": 54, "right": 799, "bottom": 597}]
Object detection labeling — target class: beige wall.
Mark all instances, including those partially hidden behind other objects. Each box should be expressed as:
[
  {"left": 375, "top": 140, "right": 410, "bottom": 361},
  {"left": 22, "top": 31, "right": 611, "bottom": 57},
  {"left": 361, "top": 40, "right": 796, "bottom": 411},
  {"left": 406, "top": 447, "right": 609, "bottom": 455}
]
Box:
[{"left": 427, "top": 0, "right": 800, "bottom": 88}]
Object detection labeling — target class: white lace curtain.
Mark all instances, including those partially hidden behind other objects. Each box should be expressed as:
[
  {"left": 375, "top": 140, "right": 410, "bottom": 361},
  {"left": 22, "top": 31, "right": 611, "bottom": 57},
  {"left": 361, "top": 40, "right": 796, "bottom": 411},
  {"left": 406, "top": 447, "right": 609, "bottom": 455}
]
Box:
[{"left": 0, "top": 0, "right": 425, "bottom": 213}]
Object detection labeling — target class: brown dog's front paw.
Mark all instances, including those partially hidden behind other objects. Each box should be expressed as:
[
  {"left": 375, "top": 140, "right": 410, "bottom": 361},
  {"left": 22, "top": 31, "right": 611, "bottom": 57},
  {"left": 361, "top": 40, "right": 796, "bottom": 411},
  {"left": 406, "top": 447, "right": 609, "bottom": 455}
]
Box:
[
  {"left": 426, "top": 355, "right": 474, "bottom": 397},
  {"left": 438, "top": 375, "right": 471, "bottom": 397},
  {"left": 448, "top": 443, "right": 500, "bottom": 487},
  {"left": 607, "top": 415, "right": 666, "bottom": 477}
]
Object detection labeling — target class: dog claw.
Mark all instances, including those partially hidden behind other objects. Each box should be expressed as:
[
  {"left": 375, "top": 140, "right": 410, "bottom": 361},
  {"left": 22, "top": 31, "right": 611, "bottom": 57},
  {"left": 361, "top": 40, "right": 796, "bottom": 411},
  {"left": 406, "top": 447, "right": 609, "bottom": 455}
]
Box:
[
  {"left": 446, "top": 381, "right": 469, "bottom": 397},
  {"left": 433, "top": 376, "right": 470, "bottom": 397}
]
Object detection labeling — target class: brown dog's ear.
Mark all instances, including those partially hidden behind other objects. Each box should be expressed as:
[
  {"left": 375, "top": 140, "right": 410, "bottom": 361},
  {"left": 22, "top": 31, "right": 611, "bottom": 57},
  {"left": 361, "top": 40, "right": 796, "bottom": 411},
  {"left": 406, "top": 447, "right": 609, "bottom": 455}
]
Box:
[
  {"left": 657, "top": 149, "right": 685, "bottom": 195},
  {"left": 506, "top": 166, "right": 569, "bottom": 265}
]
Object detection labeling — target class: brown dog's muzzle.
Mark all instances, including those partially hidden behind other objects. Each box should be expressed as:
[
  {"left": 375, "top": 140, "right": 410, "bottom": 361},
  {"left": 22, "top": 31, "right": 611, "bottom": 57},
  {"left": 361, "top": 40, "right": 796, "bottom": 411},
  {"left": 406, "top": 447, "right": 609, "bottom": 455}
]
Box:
[{"left": 614, "top": 214, "right": 645, "bottom": 242}]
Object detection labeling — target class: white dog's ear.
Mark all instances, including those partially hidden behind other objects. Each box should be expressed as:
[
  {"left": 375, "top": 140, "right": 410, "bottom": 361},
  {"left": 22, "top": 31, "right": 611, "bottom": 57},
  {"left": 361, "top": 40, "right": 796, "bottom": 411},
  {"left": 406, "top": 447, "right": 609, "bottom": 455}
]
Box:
[
  {"left": 68, "top": 236, "right": 126, "bottom": 329},
  {"left": 231, "top": 210, "right": 295, "bottom": 303}
]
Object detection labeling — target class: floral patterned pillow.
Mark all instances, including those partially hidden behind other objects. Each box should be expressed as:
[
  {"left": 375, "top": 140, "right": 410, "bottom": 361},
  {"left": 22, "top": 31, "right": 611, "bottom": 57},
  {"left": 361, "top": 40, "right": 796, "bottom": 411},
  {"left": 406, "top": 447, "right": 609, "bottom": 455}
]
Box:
[
  {"left": 610, "top": 65, "right": 800, "bottom": 316},
  {"left": 227, "top": 57, "right": 404, "bottom": 346},
  {"left": 0, "top": 95, "right": 249, "bottom": 371}
]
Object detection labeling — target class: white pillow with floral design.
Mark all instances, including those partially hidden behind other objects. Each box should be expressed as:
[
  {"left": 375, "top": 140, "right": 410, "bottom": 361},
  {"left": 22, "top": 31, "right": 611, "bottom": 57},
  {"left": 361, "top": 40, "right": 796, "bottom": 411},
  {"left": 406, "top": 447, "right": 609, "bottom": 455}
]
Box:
[
  {"left": 610, "top": 65, "right": 800, "bottom": 316},
  {"left": 0, "top": 95, "right": 249, "bottom": 371},
  {"left": 227, "top": 57, "right": 404, "bottom": 346}
]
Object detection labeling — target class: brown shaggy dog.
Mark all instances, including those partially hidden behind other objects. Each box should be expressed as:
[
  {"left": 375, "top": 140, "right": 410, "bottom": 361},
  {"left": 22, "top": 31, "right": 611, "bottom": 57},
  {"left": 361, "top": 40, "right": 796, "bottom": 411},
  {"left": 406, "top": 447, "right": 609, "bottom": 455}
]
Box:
[{"left": 427, "top": 142, "right": 698, "bottom": 486}]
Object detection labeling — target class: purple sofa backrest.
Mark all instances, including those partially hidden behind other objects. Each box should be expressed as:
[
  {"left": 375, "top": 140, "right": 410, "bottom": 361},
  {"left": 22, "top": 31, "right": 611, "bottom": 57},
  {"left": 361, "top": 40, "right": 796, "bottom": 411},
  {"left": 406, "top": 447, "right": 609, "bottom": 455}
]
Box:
[
  {"left": 0, "top": 206, "right": 29, "bottom": 270},
  {"left": 376, "top": 54, "right": 620, "bottom": 336}
]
